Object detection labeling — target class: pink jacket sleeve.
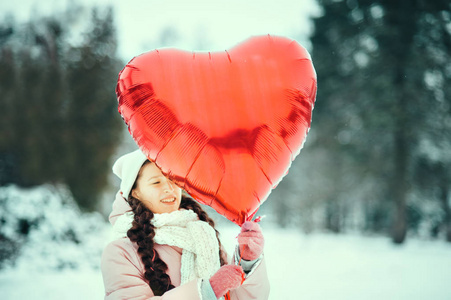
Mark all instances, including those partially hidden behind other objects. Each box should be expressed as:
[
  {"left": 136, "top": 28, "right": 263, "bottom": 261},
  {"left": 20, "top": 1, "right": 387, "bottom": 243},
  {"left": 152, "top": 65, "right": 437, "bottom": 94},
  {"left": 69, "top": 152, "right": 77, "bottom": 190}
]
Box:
[
  {"left": 101, "top": 239, "right": 202, "bottom": 300},
  {"left": 230, "top": 255, "right": 270, "bottom": 299}
]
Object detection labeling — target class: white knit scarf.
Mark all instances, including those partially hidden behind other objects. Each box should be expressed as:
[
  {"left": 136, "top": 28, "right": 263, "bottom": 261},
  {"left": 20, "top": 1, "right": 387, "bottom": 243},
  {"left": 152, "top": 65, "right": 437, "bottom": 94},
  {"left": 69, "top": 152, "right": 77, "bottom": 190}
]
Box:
[{"left": 112, "top": 209, "right": 220, "bottom": 284}]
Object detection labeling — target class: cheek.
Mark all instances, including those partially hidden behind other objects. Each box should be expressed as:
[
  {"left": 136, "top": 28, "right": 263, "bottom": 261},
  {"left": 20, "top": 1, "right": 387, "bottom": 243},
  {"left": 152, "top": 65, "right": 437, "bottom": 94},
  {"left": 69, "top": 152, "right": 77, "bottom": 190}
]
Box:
[{"left": 137, "top": 186, "right": 159, "bottom": 201}]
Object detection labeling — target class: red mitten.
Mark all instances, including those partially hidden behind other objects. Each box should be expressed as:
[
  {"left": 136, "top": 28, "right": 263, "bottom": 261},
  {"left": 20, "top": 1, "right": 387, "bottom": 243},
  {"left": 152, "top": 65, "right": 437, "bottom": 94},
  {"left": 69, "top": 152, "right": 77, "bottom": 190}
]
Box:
[
  {"left": 237, "top": 221, "right": 265, "bottom": 261},
  {"left": 209, "top": 265, "right": 244, "bottom": 299}
]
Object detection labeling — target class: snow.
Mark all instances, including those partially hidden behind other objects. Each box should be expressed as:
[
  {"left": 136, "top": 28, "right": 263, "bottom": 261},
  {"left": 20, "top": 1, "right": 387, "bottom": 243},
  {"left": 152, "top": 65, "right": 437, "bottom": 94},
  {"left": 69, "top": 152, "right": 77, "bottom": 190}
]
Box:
[
  {"left": 0, "top": 185, "right": 109, "bottom": 271},
  {"left": 1, "top": 224, "right": 451, "bottom": 300}
]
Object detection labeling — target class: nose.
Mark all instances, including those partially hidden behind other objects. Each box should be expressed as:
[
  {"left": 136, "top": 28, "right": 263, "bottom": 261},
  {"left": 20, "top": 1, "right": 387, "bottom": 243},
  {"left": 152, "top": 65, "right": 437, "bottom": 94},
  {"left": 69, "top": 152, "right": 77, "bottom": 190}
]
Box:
[{"left": 163, "top": 180, "right": 175, "bottom": 193}]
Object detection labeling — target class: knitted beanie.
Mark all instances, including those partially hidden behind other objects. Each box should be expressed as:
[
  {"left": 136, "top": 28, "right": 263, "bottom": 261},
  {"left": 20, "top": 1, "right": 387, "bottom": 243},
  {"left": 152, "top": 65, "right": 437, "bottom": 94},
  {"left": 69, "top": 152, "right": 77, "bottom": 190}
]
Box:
[{"left": 112, "top": 149, "right": 148, "bottom": 199}]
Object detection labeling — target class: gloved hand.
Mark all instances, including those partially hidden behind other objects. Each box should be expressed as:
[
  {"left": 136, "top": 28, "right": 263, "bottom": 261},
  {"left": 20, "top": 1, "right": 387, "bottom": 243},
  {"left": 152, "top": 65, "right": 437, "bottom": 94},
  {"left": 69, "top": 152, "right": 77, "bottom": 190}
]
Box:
[
  {"left": 237, "top": 221, "right": 265, "bottom": 261},
  {"left": 209, "top": 265, "right": 244, "bottom": 299}
]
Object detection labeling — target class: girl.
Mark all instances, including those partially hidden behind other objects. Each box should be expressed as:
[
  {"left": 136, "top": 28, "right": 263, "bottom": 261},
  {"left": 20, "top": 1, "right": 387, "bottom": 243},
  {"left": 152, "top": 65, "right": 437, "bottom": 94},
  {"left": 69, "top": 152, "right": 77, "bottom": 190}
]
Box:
[{"left": 101, "top": 149, "right": 270, "bottom": 299}]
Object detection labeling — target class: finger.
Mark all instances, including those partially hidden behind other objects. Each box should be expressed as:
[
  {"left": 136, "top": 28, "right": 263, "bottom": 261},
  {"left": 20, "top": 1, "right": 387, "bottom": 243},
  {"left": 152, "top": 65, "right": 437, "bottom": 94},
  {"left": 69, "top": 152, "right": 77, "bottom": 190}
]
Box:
[
  {"left": 237, "top": 236, "right": 252, "bottom": 245},
  {"left": 239, "top": 230, "right": 263, "bottom": 237},
  {"left": 248, "top": 239, "right": 264, "bottom": 250},
  {"left": 241, "top": 221, "right": 261, "bottom": 232},
  {"left": 238, "top": 231, "right": 263, "bottom": 240},
  {"left": 238, "top": 238, "right": 264, "bottom": 249},
  {"left": 241, "top": 221, "right": 254, "bottom": 231}
]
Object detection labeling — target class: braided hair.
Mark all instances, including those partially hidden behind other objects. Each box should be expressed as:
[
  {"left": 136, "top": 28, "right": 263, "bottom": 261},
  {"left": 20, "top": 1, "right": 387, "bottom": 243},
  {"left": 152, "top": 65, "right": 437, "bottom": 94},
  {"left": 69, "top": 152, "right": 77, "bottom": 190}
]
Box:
[{"left": 126, "top": 165, "right": 226, "bottom": 296}]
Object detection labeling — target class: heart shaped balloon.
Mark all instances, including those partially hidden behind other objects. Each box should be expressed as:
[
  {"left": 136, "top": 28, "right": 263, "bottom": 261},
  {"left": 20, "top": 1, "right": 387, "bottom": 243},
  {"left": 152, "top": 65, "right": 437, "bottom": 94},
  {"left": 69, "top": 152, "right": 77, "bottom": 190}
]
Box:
[{"left": 116, "top": 35, "right": 316, "bottom": 225}]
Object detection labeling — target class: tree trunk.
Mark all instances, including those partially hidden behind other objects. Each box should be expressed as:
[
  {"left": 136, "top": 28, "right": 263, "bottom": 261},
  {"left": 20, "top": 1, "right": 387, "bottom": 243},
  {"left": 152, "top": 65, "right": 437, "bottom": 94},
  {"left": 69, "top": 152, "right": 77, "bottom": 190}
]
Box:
[
  {"left": 391, "top": 125, "right": 408, "bottom": 244},
  {"left": 326, "top": 200, "right": 341, "bottom": 233},
  {"left": 440, "top": 181, "right": 451, "bottom": 242},
  {"left": 391, "top": 70, "right": 409, "bottom": 244},
  {"left": 382, "top": 0, "right": 417, "bottom": 244}
]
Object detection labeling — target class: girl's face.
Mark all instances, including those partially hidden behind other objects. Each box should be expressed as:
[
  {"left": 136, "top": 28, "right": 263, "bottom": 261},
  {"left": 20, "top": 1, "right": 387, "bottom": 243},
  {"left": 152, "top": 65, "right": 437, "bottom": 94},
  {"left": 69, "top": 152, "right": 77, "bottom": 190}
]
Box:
[{"left": 131, "top": 162, "right": 182, "bottom": 214}]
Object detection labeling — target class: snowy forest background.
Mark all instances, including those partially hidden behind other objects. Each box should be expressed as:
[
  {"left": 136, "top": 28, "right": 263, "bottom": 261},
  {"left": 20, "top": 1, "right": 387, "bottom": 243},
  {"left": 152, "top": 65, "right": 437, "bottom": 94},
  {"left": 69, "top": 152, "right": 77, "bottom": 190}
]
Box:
[{"left": 0, "top": 0, "right": 451, "bottom": 299}]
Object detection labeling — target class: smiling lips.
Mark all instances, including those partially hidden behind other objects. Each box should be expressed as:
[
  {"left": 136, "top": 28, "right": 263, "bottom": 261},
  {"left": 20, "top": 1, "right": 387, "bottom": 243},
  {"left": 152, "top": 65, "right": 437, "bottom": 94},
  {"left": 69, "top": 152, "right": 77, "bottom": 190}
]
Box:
[{"left": 161, "top": 197, "right": 176, "bottom": 204}]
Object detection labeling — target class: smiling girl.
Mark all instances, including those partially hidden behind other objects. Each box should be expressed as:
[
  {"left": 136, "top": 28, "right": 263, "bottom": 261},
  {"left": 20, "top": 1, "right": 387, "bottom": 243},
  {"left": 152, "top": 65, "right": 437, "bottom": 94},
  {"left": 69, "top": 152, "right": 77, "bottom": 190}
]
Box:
[{"left": 101, "top": 149, "right": 270, "bottom": 299}]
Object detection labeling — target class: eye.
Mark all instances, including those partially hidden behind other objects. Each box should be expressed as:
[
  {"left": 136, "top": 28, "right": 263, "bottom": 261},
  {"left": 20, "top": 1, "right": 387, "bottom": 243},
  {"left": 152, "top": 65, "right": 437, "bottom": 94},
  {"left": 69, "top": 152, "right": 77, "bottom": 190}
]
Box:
[{"left": 151, "top": 181, "right": 160, "bottom": 185}]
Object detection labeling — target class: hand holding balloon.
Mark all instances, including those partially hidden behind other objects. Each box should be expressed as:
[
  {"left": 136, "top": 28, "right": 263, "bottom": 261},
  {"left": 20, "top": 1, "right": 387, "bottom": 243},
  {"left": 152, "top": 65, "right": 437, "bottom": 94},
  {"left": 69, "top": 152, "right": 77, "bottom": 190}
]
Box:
[
  {"left": 237, "top": 221, "right": 265, "bottom": 261},
  {"left": 209, "top": 265, "right": 244, "bottom": 299}
]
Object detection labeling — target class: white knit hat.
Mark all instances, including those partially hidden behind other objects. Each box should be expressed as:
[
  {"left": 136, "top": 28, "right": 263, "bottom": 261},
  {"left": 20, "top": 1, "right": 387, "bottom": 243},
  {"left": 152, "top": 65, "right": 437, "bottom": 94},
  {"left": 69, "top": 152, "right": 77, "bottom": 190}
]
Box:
[{"left": 112, "top": 149, "right": 149, "bottom": 199}]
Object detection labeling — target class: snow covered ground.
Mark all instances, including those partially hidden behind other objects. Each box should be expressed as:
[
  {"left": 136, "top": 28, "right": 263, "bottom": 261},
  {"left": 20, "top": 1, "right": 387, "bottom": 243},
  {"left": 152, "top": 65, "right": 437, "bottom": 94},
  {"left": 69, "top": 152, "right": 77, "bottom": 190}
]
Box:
[{"left": 1, "top": 225, "right": 451, "bottom": 300}]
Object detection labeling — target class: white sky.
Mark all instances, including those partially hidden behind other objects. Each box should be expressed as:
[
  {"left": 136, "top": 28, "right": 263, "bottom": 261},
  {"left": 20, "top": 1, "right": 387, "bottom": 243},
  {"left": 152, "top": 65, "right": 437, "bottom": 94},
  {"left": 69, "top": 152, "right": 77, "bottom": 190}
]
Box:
[{"left": 0, "top": 0, "right": 320, "bottom": 60}]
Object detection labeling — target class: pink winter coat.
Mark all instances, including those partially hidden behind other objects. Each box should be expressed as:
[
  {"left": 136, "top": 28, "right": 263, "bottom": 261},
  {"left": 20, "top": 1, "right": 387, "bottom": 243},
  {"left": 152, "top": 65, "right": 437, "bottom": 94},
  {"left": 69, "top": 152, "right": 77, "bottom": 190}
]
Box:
[{"left": 101, "top": 192, "right": 270, "bottom": 299}]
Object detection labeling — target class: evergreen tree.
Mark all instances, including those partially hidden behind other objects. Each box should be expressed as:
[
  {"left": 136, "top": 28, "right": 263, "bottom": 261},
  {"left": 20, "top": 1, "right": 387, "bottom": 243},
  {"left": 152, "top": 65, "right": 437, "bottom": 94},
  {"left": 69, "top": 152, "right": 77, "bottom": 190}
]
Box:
[
  {"left": 0, "top": 19, "right": 18, "bottom": 185},
  {"left": 310, "top": 0, "right": 451, "bottom": 242},
  {"left": 0, "top": 6, "right": 123, "bottom": 211},
  {"left": 65, "top": 7, "right": 122, "bottom": 210}
]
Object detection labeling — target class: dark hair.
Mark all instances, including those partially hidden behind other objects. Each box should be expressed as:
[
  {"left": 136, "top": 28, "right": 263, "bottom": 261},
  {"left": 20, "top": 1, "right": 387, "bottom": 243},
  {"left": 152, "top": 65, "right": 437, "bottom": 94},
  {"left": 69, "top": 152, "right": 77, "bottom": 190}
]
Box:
[{"left": 126, "top": 162, "right": 226, "bottom": 296}]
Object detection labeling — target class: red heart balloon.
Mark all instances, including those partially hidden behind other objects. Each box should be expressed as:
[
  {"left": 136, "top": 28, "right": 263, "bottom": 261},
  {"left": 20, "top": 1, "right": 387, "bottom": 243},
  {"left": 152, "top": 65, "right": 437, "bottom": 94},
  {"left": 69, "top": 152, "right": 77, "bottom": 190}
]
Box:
[{"left": 116, "top": 35, "right": 316, "bottom": 225}]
